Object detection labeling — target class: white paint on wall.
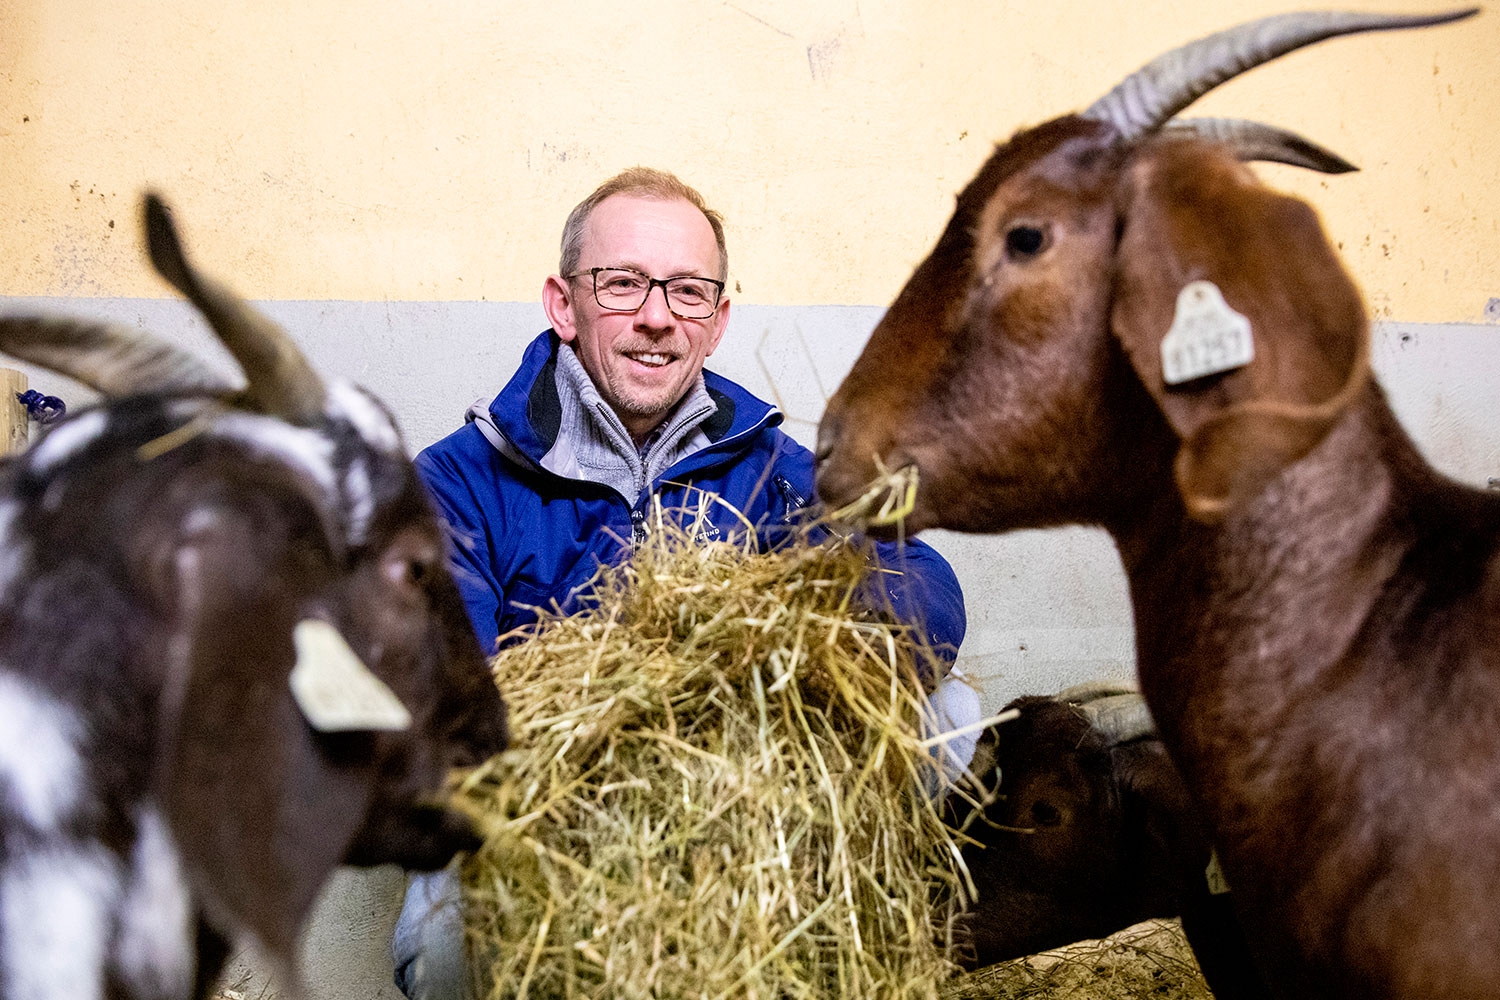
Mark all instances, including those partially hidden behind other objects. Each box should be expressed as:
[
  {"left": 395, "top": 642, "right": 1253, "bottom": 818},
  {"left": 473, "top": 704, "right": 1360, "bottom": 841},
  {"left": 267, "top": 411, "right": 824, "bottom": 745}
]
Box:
[
  {"left": 3, "top": 295, "right": 1499, "bottom": 997},
  {"left": 6, "top": 295, "right": 1499, "bottom": 716}
]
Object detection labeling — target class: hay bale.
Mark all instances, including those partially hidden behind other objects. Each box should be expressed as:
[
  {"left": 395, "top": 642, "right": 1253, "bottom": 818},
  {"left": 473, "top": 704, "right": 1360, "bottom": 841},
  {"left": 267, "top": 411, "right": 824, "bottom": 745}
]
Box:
[
  {"left": 455, "top": 510, "right": 965, "bottom": 999},
  {"left": 941, "top": 920, "right": 1215, "bottom": 1000}
]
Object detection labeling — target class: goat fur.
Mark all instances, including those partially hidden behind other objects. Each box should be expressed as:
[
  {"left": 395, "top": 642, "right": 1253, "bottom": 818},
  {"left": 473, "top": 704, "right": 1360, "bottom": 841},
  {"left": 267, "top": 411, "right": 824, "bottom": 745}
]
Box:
[
  {"left": 817, "top": 48, "right": 1496, "bottom": 1000},
  {"left": 0, "top": 197, "right": 508, "bottom": 999},
  {"left": 952, "top": 692, "right": 1266, "bottom": 999}
]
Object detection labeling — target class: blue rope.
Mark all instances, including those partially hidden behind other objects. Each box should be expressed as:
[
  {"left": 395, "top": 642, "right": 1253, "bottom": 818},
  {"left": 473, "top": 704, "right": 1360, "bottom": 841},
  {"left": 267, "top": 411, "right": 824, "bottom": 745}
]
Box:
[{"left": 16, "top": 390, "right": 66, "bottom": 425}]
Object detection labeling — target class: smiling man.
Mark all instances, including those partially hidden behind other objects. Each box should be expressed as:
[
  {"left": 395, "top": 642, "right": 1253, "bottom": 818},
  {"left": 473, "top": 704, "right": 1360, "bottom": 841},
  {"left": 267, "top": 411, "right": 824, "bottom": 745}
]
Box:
[
  {"left": 393, "top": 168, "right": 974, "bottom": 999},
  {"left": 546, "top": 188, "right": 728, "bottom": 446},
  {"left": 412, "top": 167, "right": 967, "bottom": 657}
]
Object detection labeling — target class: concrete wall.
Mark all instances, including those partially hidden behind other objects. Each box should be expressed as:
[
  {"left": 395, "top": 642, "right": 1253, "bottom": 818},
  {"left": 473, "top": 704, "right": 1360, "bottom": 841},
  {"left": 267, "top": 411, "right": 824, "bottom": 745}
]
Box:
[{"left": 2, "top": 2, "right": 1497, "bottom": 996}]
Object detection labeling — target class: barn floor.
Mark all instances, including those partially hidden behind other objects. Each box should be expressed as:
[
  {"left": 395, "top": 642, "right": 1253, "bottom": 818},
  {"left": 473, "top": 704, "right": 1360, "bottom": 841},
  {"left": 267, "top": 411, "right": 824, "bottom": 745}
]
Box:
[
  {"left": 945, "top": 919, "right": 1214, "bottom": 999},
  {"left": 212, "top": 917, "right": 1213, "bottom": 1000}
]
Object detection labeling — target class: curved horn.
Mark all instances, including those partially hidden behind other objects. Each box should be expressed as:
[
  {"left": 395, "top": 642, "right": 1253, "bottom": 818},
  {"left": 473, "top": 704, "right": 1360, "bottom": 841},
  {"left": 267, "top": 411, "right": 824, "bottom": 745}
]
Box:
[
  {"left": 1075, "top": 693, "right": 1156, "bottom": 746},
  {"left": 144, "top": 193, "right": 327, "bottom": 424},
  {"left": 1083, "top": 9, "right": 1478, "bottom": 140},
  {"left": 1056, "top": 679, "right": 1138, "bottom": 705},
  {"left": 1164, "top": 117, "right": 1357, "bottom": 174},
  {"left": 0, "top": 316, "right": 237, "bottom": 399}
]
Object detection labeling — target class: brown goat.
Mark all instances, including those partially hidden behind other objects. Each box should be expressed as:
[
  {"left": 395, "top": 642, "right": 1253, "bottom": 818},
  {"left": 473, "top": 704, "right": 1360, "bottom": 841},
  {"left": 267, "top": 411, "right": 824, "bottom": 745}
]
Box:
[
  {"left": 952, "top": 685, "right": 1266, "bottom": 1000},
  {"left": 815, "top": 10, "right": 1489, "bottom": 999}
]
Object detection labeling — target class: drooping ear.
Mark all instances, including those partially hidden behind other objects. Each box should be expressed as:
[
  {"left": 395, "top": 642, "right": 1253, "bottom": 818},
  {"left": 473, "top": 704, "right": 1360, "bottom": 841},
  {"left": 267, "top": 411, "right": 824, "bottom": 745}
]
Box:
[
  {"left": 1109, "top": 140, "right": 1370, "bottom": 520},
  {"left": 1114, "top": 740, "right": 1200, "bottom": 884},
  {"left": 150, "top": 493, "right": 385, "bottom": 964}
]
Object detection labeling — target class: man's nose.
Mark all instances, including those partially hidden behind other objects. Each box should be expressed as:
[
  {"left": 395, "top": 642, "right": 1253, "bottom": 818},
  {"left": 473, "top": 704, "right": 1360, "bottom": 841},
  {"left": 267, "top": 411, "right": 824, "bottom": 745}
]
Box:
[{"left": 635, "top": 283, "right": 674, "bottom": 327}]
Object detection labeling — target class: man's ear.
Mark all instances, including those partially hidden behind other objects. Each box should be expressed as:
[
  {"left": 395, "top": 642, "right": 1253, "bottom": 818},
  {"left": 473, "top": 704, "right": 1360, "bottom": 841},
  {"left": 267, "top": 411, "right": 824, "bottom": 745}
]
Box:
[
  {"left": 543, "top": 274, "right": 578, "bottom": 343},
  {"left": 704, "top": 295, "right": 730, "bottom": 357},
  {"left": 1110, "top": 140, "right": 1370, "bottom": 521}
]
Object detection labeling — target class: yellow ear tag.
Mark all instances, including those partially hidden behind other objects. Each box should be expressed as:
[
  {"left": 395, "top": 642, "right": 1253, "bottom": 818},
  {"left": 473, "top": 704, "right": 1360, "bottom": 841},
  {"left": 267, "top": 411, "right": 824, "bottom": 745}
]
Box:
[
  {"left": 289, "top": 619, "right": 413, "bottom": 732},
  {"left": 1204, "top": 847, "right": 1232, "bottom": 896},
  {"left": 1161, "top": 280, "right": 1254, "bottom": 386}
]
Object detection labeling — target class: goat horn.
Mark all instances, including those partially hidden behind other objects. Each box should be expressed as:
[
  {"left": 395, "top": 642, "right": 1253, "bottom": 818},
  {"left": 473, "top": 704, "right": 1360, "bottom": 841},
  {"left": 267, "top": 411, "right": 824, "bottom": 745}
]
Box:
[
  {"left": 1163, "top": 117, "right": 1357, "bottom": 174},
  {"left": 0, "top": 316, "right": 237, "bottom": 399},
  {"left": 1076, "top": 693, "right": 1157, "bottom": 746},
  {"left": 1083, "top": 9, "right": 1478, "bottom": 140},
  {"left": 1056, "top": 679, "right": 1138, "bottom": 704},
  {"left": 143, "top": 193, "right": 327, "bottom": 425}
]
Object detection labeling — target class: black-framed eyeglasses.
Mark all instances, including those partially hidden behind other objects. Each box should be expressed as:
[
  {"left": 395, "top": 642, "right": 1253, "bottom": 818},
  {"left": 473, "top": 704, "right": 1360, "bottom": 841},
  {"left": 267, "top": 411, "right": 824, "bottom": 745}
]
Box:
[{"left": 566, "top": 266, "right": 725, "bottom": 320}]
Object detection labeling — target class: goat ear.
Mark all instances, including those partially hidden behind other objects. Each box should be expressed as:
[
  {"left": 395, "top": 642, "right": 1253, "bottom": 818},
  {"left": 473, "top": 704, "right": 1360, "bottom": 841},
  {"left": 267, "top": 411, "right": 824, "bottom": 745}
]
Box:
[
  {"left": 1115, "top": 741, "right": 1196, "bottom": 875},
  {"left": 966, "top": 732, "right": 998, "bottom": 787},
  {"left": 1109, "top": 141, "right": 1370, "bottom": 520},
  {"left": 155, "top": 510, "right": 382, "bottom": 963}
]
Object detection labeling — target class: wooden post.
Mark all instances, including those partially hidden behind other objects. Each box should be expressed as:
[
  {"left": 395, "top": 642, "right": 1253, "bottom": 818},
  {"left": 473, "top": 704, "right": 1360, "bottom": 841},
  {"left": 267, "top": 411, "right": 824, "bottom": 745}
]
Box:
[{"left": 0, "top": 368, "right": 28, "bottom": 455}]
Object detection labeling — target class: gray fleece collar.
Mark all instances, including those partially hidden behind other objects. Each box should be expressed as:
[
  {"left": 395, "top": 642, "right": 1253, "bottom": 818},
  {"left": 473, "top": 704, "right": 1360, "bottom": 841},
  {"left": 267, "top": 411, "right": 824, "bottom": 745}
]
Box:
[{"left": 468, "top": 344, "right": 718, "bottom": 506}]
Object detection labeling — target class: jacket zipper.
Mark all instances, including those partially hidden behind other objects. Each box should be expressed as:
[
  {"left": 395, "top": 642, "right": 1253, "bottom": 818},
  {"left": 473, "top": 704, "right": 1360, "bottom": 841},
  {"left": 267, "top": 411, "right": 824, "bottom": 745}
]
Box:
[{"left": 773, "top": 473, "right": 809, "bottom": 522}]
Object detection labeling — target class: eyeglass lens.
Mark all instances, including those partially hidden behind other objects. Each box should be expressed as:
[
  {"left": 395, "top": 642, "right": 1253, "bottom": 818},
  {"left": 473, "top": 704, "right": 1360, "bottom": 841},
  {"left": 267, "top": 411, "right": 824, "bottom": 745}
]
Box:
[{"left": 592, "top": 268, "right": 720, "bottom": 319}]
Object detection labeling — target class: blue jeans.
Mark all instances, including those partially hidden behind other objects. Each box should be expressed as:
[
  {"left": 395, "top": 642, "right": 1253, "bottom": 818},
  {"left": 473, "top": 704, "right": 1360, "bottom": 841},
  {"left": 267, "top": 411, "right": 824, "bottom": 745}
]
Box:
[{"left": 392, "top": 866, "right": 469, "bottom": 1000}]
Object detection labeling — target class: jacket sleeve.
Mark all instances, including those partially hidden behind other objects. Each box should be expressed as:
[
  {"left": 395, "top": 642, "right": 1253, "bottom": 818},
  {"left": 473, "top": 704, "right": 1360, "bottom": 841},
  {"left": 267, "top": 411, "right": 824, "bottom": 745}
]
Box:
[
  {"left": 761, "top": 434, "right": 967, "bottom": 674},
  {"left": 863, "top": 536, "right": 967, "bottom": 670},
  {"left": 414, "top": 444, "right": 506, "bottom": 656}
]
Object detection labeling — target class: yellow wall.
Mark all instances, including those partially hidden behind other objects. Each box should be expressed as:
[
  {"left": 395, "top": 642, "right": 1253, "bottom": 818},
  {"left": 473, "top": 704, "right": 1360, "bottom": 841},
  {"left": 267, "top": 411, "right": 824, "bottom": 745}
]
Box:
[{"left": 2, "top": 0, "right": 1495, "bottom": 320}]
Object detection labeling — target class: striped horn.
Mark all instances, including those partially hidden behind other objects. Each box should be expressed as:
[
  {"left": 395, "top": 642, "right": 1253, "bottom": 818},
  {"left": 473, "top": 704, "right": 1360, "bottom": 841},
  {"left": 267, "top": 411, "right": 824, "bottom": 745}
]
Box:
[
  {"left": 1075, "top": 693, "right": 1157, "bottom": 746},
  {"left": 1083, "top": 9, "right": 1478, "bottom": 140},
  {"left": 144, "top": 193, "right": 327, "bottom": 425},
  {"left": 1164, "top": 117, "right": 1357, "bottom": 174},
  {"left": 1056, "top": 679, "right": 1138, "bottom": 704},
  {"left": 0, "top": 315, "right": 237, "bottom": 399}
]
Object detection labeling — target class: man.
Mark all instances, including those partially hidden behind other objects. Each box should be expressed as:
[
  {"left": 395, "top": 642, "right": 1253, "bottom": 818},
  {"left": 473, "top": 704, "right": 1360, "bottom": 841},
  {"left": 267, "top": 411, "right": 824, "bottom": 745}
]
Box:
[{"left": 393, "top": 168, "right": 976, "bottom": 1000}]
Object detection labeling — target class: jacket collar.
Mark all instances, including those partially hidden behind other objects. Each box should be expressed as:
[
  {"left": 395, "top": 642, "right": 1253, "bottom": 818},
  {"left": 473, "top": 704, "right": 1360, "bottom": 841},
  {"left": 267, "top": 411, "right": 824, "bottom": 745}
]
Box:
[{"left": 468, "top": 331, "right": 781, "bottom": 476}]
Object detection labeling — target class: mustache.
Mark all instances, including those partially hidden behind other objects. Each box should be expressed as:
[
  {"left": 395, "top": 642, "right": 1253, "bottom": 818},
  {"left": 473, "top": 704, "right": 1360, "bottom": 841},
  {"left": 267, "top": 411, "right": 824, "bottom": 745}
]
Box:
[{"left": 616, "top": 343, "right": 685, "bottom": 357}]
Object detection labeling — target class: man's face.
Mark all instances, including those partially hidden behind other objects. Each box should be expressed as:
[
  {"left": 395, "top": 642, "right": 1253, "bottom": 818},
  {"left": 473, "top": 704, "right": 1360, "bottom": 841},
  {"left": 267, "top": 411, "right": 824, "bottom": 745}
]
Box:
[{"left": 543, "top": 194, "right": 730, "bottom": 443}]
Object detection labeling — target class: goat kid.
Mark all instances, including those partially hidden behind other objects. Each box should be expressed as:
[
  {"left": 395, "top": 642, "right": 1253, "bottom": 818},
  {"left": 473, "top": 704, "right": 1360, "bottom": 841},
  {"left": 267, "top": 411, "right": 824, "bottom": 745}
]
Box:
[
  {"left": 0, "top": 195, "right": 508, "bottom": 1000},
  {"left": 815, "top": 10, "right": 1489, "bottom": 999},
  {"left": 952, "top": 683, "right": 1266, "bottom": 1000}
]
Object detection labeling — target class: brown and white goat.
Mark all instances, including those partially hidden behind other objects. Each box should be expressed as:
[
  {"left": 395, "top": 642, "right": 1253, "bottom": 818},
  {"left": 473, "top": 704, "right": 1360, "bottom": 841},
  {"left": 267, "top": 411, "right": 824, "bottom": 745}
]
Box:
[
  {"left": 815, "top": 10, "right": 1490, "bottom": 999},
  {"left": 0, "top": 195, "right": 508, "bottom": 1000},
  {"left": 952, "top": 684, "right": 1266, "bottom": 1000}
]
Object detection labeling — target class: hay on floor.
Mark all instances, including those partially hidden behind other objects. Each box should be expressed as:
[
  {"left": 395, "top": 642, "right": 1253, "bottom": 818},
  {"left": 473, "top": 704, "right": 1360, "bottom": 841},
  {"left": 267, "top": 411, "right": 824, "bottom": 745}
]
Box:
[
  {"left": 941, "top": 919, "right": 1215, "bottom": 1000},
  {"left": 456, "top": 506, "right": 967, "bottom": 999}
]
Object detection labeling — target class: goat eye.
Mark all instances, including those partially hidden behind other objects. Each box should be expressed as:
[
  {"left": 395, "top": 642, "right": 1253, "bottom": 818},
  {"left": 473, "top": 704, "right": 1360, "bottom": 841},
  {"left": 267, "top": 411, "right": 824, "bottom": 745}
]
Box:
[
  {"left": 1031, "top": 801, "right": 1063, "bottom": 827},
  {"left": 382, "top": 552, "right": 432, "bottom": 590},
  {"left": 1005, "top": 225, "right": 1047, "bottom": 259},
  {"left": 405, "top": 558, "right": 429, "bottom": 586}
]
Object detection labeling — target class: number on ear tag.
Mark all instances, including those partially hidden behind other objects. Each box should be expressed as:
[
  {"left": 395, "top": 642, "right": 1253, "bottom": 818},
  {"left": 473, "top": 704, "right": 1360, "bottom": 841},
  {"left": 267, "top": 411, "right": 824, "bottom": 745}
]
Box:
[
  {"left": 1161, "top": 280, "right": 1254, "bottom": 386},
  {"left": 289, "top": 619, "right": 412, "bottom": 732}
]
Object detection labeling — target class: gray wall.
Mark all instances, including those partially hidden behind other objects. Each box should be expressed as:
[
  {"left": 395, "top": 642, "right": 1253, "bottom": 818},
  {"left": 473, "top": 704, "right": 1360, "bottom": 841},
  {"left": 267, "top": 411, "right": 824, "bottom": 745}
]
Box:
[
  {"left": 7, "top": 296, "right": 1498, "bottom": 714},
  {"left": 4, "top": 295, "right": 1498, "bottom": 996}
]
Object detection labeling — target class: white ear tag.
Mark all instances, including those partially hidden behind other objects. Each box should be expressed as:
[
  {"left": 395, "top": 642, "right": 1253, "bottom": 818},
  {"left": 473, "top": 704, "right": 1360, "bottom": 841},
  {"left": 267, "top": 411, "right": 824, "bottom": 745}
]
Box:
[
  {"left": 289, "top": 619, "right": 412, "bottom": 732},
  {"left": 1160, "top": 280, "right": 1254, "bottom": 386}
]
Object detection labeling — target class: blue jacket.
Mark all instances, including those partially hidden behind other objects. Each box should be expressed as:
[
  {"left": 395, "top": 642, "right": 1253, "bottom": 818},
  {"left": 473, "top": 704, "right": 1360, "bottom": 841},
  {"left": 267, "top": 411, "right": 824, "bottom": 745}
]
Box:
[{"left": 415, "top": 331, "right": 966, "bottom": 662}]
